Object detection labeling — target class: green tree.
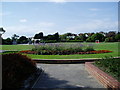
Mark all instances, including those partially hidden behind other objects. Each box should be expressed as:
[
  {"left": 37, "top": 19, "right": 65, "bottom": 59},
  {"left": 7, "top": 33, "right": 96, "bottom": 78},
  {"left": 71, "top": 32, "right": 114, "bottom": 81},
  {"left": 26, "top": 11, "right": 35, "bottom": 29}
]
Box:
[
  {"left": 2, "top": 38, "right": 12, "bottom": 45},
  {"left": 86, "top": 37, "right": 92, "bottom": 42},
  {"left": 115, "top": 33, "right": 120, "bottom": 41},
  {"left": 91, "top": 33, "right": 105, "bottom": 42},
  {"left": 78, "top": 34, "right": 87, "bottom": 41},
  {"left": 12, "top": 34, "right": 19, "bottom": 44},
  {"left": 17, "top": 36, "right": 28, "bottom": 44},
  {"left": 53, "top": 32, "right": 59, "bottom": 41},
  {"left": 34, "top": 32, "right": 43, "bottom": 39},
  {"left": 0, "top": 27, "right": 5, "bottom": 44}
]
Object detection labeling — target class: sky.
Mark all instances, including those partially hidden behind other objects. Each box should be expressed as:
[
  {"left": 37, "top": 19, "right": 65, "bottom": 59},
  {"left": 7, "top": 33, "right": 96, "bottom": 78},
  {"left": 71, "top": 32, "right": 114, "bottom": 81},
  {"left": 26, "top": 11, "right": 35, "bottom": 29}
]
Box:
[{"left": 0, "top": 1, "right": 118, "bottom": 38}]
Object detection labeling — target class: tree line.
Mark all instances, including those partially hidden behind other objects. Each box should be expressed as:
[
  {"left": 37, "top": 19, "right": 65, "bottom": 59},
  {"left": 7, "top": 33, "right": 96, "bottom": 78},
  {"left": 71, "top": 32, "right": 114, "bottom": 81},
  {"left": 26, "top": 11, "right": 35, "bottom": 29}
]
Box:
[{"left": 2, "top": 31, "right": 120, "bottom": 45}]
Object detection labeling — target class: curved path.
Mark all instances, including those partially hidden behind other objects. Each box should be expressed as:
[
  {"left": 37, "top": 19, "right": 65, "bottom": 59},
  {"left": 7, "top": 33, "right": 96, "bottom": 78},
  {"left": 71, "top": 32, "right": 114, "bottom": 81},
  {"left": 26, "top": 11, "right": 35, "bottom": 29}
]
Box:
[{"left": 33, "top": 64, "right": 104, "bottom": 89}]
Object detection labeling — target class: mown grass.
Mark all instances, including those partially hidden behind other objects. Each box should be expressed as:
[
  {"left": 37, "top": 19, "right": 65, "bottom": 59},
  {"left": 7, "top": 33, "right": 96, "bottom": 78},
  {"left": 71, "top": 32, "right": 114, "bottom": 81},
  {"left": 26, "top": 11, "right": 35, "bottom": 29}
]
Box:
[
  {"left": 1, "top": 45, "right": 34, "bottom": 51},
  {"left": 1, "top": 42, "right": 119, "bottom": 59}
]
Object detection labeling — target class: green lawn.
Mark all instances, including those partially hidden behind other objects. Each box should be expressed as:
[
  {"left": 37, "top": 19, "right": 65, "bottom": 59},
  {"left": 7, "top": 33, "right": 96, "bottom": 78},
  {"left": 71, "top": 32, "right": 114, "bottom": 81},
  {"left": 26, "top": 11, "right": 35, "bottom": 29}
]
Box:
[
  {"left": 1, "top": 42, "right": 119, "bottom": 59},
  {"left": 1, "top": 45, "right": 34, "bottom": 51}
]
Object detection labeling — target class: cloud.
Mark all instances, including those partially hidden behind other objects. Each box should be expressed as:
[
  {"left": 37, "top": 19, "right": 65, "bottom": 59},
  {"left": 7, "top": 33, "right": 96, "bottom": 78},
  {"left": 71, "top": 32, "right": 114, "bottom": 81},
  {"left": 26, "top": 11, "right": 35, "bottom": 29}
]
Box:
[
  {"left": 19, "top": 19, "right": 27, "bottom": 22},
  {"left": 65, "top": 19, "right": 118, "bottom": 33},
  {"left": 89, "top": 8, "right": 100, "bottom": 11},
  {"left": 49, "top": 0, "right": 66, "bottom": 3},
  {"left": 2, "top": 20, "right": 118, "bottom": 39},
  {"left": 2, "top": 22, "right": 56, "bottom": 38}
]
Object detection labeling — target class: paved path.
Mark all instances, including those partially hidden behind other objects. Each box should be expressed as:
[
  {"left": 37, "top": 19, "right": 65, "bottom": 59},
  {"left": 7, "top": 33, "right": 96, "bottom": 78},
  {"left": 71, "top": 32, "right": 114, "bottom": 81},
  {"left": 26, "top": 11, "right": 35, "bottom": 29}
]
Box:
[
  {"left": 0, "top": 50, "right": 6, "bottom": 53},
  {"left": 33, "top": 64, "right": 104, "bottom": 89}
]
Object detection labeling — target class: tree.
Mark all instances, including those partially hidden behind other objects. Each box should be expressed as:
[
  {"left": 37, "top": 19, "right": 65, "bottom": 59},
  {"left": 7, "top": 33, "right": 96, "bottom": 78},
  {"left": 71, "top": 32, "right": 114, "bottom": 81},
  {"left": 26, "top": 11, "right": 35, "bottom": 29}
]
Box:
[
  {"left": 0, "top": 27, "right": 5, "bottom": 35},
  {"left": 0, "top": 27, "right": 5, "bottom": 44},
  {"left": 2, "top": 38, "right": 12, "bottom": 45},
  {"left": 90, "top": 33, "right": 105, "bottom": 42},
  {"left": 115, "top": 33, "right": 120, "bottom": 41},
  {"left": 106, "top": 31, "right": 116, "bottom": 37},
  {"left": 11, "top": 34, "right": 19, "bottom": 44},
  {"left": 86, "top": 37, "right": 92, "bottom": 42},
  {"left": 78, "top": 34, "right": 87, "bottom": 41},
  {"left": 17, "top": 36, "right": 28, "bottom": 44},
  {"left": 59, "top": 34, "right": 67, "bottom": 41},
  {"left": 53, "top": 32, "right": 59, "bottom": 41},
  {"left": 34, "top": 32, "right": 43, "bottom": 39}
]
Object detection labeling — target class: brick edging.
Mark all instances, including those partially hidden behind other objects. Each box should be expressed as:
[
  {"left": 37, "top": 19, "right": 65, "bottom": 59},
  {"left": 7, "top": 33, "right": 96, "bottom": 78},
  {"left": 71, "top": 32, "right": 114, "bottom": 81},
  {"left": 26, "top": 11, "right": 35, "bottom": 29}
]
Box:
[{"left": 85, "top": 62, "right": 120, "bottom": 89}]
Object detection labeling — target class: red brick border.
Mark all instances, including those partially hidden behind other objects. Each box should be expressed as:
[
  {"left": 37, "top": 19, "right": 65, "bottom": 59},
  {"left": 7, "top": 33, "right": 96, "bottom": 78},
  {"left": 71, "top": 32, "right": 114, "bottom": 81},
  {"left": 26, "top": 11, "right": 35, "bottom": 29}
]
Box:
[{"left": 85, "top": 62, "right": 120, "bottom": 89}]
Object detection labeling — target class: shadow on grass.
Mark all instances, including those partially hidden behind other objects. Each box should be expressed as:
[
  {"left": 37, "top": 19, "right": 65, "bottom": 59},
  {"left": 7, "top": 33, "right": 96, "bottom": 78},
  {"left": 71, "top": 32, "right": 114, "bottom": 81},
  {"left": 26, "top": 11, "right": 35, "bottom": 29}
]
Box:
[{"left": 32, "top": 71, "right": 91, "bottom": 89}]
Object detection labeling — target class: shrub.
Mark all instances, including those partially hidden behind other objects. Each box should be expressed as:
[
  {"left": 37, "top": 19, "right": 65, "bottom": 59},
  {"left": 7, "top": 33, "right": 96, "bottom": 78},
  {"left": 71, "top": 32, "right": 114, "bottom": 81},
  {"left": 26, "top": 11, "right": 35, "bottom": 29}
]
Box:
[
  {"left": 105, "top": 38, "right": 109, "bottom": 42},
  {"left": 94, "top": 57, "right": 120, "bottom": 81},
  {"left": 2, "top": 53, "right": 37, "bottom": 88}
]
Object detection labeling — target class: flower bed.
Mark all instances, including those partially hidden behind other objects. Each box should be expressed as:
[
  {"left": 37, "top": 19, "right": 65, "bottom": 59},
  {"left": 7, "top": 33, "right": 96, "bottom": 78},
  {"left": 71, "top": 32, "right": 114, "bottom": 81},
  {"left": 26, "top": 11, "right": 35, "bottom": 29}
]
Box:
[
  {"left": 19, "top": 50, "right": 112, "bottom": 55},
  {"left": 19, "top": 50, "right": 38, "bottom": 54},
  {"left": 19, "top": 43, "right": 112, "bottom": 55}
]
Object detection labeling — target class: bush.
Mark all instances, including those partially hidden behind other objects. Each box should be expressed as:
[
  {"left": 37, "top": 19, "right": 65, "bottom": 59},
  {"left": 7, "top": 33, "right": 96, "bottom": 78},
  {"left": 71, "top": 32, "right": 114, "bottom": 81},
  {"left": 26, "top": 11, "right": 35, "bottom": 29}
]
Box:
[
  {"left": 2, "top": 53, "right": 37, "bottom": 88},
  {"left": 94, "top": 57, "right": 120, "bottom": 81},
  {"left": 105, "top": 38, "right": 109, "bottom": 42}
]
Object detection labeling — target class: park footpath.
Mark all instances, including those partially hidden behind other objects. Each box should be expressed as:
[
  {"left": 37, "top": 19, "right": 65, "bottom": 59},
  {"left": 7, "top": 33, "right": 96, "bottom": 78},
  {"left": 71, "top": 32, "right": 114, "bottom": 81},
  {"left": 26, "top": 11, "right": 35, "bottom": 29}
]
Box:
[{"left": 32, "top": 64, "right": 104, "bottom": 89}]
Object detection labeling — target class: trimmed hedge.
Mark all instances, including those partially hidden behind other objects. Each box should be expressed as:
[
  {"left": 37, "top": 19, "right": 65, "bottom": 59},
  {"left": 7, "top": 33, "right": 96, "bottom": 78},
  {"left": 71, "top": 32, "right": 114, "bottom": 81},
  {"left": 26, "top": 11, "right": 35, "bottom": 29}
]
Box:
[{"left": 2, "top": 53, "right": 37, "bottom": 88}]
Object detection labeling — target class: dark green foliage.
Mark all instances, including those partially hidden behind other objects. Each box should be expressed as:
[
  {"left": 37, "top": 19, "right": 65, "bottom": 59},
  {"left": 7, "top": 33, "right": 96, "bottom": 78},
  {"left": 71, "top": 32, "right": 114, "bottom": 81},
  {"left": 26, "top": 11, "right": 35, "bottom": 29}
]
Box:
[
  {"left": 90, "top": 33, "right": 105, "bottom": 42},
  {"left": 2, "top": 53, "right": 37, "bottom": 88},
  {"left": 115, "top": 33, "right": 120, "bottom": 41},
  {"left": 2, "top": 31, "right": 120, "bottom": 44},
  {"left": 54, "top": 32, "right": 59, "bottom": 41},
  {"left": 86, "top": 37, "right": 92, "bottom": 42},
  {"left": 2, "top": 38, "right": 12, "bottom": 45},
  {"left": 105, "top": 38, "right": 110, "bottom": 42},
  {"left": 42, "top": 32, "right": 59, "bottom": 42},
  {"left": 34, "top": 32, "right": 43, "bottom": 39},
  {"left": 17, "top": 36, "right": 29, "bottom": 44},
  {"left": 94, "top": 57, "right": 120, "bottom": 81}
]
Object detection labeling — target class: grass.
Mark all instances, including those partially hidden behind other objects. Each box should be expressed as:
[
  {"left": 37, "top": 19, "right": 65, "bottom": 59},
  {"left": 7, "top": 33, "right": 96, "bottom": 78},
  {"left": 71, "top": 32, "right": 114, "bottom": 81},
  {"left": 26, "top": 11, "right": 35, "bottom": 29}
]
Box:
[
  {"left": 1, "top": 45, "right": 34, "bottom": 51},
  {"left": 1, "top": 42, "right": 119, "bottom": 59}
]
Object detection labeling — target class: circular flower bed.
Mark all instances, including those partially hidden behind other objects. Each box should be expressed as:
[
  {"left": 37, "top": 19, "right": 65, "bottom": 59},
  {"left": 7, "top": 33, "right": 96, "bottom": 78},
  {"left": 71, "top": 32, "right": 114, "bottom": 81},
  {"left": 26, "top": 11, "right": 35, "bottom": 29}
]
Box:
[
  {"left": 19, "top": 50, "right": 112, "bottom": 55},
  {"left": 19, "top": 50, "right": 38, "bottom": 54},
  {"left": 19, "top": 44, "right": 112, "bottom": 55}
]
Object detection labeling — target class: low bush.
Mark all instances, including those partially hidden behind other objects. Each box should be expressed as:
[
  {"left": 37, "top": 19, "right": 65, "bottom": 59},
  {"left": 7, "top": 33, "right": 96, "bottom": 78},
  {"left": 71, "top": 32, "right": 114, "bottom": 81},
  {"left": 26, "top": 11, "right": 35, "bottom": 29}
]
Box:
[
  {"left": 2, "top": 53, "right": 37, "bottom": 88},
  {"left": 94, "top": 57, "right": 120, "bottom": 81}
]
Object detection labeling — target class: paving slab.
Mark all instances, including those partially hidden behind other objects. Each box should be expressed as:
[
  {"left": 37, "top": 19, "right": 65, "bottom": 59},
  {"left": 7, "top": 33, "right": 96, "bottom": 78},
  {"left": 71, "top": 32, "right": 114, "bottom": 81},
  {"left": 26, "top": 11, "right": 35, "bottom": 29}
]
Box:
[{"left": 33, "top": 64, "right": 104, "bottom": 89}]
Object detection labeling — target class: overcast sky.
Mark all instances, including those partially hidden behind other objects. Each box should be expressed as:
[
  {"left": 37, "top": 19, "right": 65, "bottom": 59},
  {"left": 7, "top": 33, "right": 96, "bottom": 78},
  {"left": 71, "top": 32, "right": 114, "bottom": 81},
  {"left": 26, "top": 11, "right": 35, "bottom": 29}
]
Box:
[{"left": 0, "top": 1, "right": 118, "bottom": 38}]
